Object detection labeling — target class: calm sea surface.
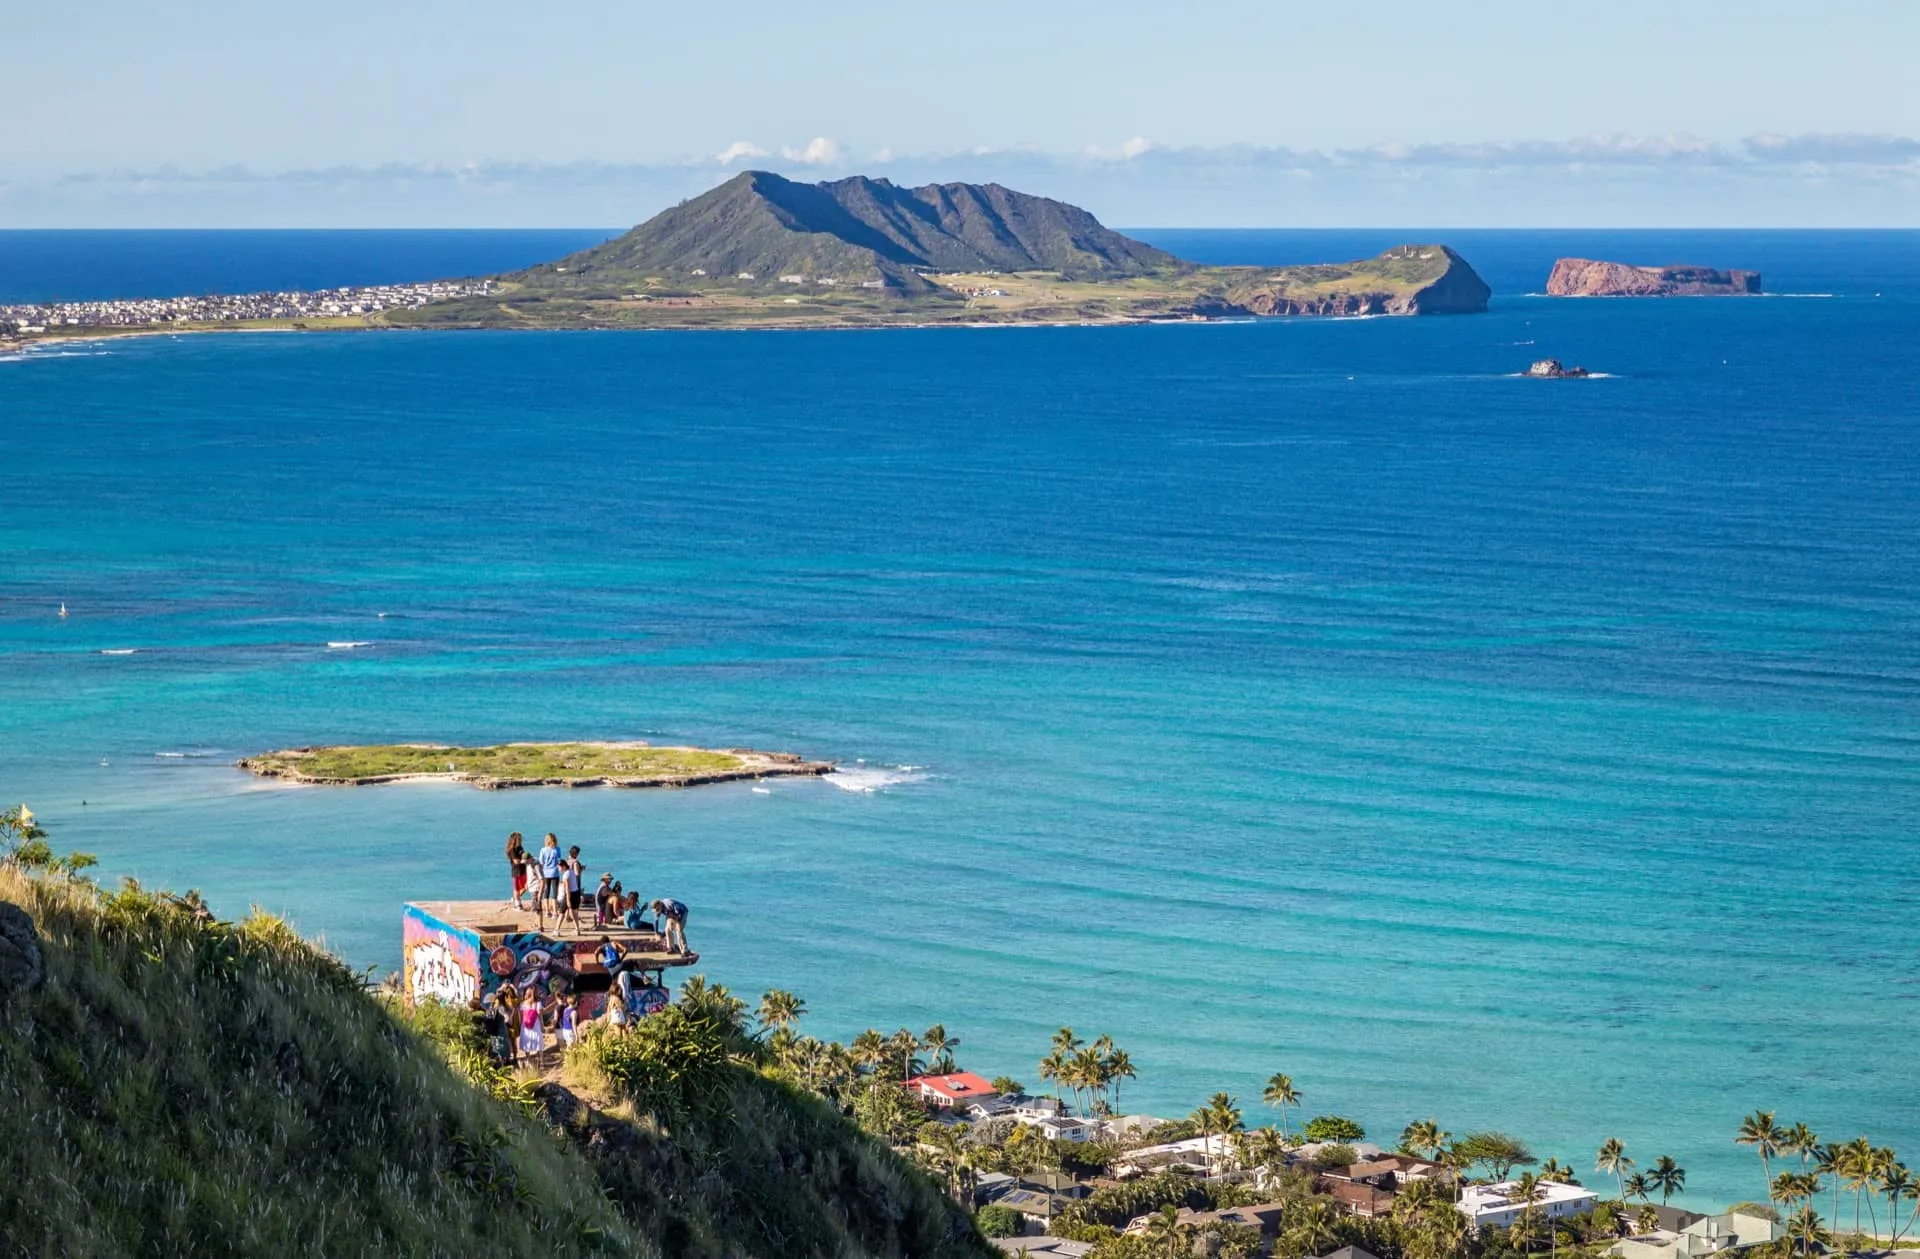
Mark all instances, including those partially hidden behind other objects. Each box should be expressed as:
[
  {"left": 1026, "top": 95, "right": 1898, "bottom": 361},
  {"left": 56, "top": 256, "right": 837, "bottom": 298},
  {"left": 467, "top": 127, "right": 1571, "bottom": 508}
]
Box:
[{"left": 4, "top": 229, "right": 1918, "bottom": 1205}]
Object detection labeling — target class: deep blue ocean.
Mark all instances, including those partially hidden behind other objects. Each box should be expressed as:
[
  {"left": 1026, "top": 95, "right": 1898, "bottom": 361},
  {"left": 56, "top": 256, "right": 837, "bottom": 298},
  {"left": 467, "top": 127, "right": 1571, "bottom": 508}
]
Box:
[{"left": 4, "top": 228, "right": 1918, "bottom": 1206}]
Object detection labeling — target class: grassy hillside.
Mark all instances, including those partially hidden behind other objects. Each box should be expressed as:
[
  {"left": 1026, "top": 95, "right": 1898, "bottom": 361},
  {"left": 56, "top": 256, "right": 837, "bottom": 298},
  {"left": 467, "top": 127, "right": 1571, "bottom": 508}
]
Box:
[{"left": 0, "top": 858, "right": 988, "bottom": 1259}]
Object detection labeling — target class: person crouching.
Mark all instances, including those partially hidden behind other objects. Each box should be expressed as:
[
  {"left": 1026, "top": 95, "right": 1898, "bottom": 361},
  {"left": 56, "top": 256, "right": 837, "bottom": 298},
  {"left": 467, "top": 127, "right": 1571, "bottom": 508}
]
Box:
[{"left": 651, "top": 897, "right": 688, "bottom": 953}]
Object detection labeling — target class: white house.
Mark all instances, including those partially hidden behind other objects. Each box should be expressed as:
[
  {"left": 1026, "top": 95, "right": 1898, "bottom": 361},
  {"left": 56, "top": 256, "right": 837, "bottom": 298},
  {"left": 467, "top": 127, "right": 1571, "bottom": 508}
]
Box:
[
  {"left": 1458, "top": 1180, "right": 1601, "bottom": 1229},
  {"left": 1016, "top": 1113, "right": 1096, "bottom": 1143},
  {"left": 1112, "top": 1136, "right": 1225, "bottom": 1177},
  {"left": 1609, "top": 1212, "right": 1784, "bottom": 1259}
]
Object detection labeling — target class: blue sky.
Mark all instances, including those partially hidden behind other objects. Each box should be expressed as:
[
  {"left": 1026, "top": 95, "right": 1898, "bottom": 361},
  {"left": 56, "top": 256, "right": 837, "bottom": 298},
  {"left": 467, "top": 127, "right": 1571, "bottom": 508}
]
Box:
[{"left": 6, "top": 1, "right": 1917, "bottom": 227}]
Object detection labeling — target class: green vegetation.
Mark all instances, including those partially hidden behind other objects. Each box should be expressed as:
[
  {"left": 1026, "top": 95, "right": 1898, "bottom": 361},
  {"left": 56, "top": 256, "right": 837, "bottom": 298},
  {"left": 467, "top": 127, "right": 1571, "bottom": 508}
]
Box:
[
  {"left": 238, "top": 741, "right": 826, "bottom": 787},
  {"left": 0, "top": 813, "right": 985, "bottom": 1259},
  {"left": 0, "top": 861, "right": 641, "bottom": 1257},
  {"left": 1303, "top": 1115, "right": 1367, "bottom": 1143}
]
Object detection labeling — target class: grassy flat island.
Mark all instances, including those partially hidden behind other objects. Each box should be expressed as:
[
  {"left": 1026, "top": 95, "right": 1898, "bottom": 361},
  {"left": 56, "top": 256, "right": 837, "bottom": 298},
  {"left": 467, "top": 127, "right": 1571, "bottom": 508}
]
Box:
[{"left": 238, "top": 741, "right": 832, "bottom": 789}]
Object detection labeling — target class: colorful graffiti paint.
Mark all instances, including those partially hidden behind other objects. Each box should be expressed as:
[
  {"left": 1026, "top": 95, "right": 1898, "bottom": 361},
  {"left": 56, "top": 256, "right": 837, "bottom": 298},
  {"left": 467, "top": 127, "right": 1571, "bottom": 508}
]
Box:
[{"left": 403, "top": 905, "right": 482, "bottom": 1007}]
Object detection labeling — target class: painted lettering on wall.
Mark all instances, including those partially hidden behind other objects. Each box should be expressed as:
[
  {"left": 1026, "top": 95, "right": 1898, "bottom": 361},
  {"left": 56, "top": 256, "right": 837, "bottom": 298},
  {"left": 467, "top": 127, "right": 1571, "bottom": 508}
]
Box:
[{"left": 409, "top": 931, "right": 479, "bottom": 1005}]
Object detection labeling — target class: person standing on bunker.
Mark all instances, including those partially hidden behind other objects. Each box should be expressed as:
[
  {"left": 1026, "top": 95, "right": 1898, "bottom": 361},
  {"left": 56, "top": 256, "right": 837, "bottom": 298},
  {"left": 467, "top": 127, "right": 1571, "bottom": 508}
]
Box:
[{"left": 535, "top": 833, "right": 564, "bottom": 930}]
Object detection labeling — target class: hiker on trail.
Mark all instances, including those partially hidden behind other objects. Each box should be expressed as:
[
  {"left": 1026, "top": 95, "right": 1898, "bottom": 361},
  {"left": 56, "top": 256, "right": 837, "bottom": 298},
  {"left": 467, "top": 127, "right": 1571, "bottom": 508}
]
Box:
[
  {"left": 563, "top": 845, "right": 585, "bottom": 930},
  {"left": 593, "top": 873, "right": 616, "bottom": 927},
  {"left": 518, "top": 984, "right": 546, "bottom": 1058},
  {"left": 652, "top": 898, "right": 689, "bottom": 953},
  {"left": 480, "top": 993, "right": 511, "bottom": 1066},
  {"left": 535, "top": 833, "right": 565, "bottom": 929},
  {"left": 597, "top": 934, "right": 626, "bottom": 978},
  {"left": 498, "top": 983, "right": 521, "bottom": 1065},
  {"left": 505, "top": 832, "right": 531, "bottom": 910}
]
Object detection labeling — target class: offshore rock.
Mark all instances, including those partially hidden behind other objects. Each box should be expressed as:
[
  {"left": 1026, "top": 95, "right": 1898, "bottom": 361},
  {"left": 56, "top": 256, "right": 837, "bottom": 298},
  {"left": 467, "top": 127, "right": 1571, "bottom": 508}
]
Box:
[{"left": 1547, "top": 258, "right": 1762, "bottom": 296}]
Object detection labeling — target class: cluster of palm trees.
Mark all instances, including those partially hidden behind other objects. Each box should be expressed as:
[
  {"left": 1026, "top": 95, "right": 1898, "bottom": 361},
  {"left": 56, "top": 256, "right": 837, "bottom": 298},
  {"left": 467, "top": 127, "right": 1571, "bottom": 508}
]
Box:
[
  {"left": 751, "top": 987, "right": 966, "bottom": 1104},
  {"left": 1038, "top": 1027, "right": 1137, "bottom": 1117},
  {"left": 1591, "top": 1138, "right": 1689, "bottom": 1207},
  {"left": 1732, "top": 1111, "right": 1917, "bottom": 1253}
]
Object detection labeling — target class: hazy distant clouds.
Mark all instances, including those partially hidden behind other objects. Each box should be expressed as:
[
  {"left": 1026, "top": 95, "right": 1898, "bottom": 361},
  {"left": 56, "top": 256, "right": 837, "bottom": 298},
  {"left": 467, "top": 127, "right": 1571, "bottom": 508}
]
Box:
[{"left": 10, "top": 130, "right": 1916, "bottom": 229}]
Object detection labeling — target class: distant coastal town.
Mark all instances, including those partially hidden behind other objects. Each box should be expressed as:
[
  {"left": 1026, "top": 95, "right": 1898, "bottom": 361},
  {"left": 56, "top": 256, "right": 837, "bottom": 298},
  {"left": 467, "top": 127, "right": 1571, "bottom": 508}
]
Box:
[{"left": 0, "top": 277, "right": 494, "bottom": 335}]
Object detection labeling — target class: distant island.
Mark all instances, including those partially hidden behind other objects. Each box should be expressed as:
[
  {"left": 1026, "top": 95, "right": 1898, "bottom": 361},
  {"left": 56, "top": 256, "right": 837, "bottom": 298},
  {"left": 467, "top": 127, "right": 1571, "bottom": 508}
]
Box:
[
  {"left": 2, "top": 172, "right": 1491, "bottom": 344},
  {"left": 238, "top": 742, "right": 833, "bottom": 789},
  {"left": 1546, "top": 258, "right": 1762, "bottom": 297}
]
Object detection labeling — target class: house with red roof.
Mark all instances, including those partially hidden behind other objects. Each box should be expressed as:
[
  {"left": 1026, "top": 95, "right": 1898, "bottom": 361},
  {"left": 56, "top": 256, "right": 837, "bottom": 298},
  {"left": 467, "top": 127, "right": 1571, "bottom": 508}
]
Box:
[{"left": 903, "top": 1071, "right": 999, "bottom": 1109}]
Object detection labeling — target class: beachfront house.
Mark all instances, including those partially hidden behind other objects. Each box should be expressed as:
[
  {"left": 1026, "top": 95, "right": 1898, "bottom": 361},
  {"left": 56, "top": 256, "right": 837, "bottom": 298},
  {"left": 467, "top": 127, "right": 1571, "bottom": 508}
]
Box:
[
  {"left": 904, "top": 1071, "right": 1000, "bottom": 1110},
  {"left": 1016, "top": 1112, "right": 1097, "bottom": 1143},
  {"left": 1608, "top": 1211, "right": 1784, "bottom": 1259},
  {"left": 1457, "top": 1180, "right": 1600, "bottom": 1229},
  {"left": 1124, "top": 1202, "right": 1288, "bottom": 1239},
  {"left": 1315, "top": 1152, "right": 1452, "bottom": 1216},
  {"left": 1113, "top": 1136, "right": 1225, "bottom": 1178},
  {"left": 993, "top": 1239, "right": 1094, "bottom": 1259},
  {"left": 994, "top": 1172, "right": 1091, "bottom": 1230}
]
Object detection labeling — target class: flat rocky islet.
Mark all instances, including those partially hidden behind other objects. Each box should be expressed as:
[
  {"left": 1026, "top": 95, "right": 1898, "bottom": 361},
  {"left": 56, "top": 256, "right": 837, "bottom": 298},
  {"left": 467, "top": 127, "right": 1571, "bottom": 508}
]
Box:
[
  {"left": 238, "top": 741, "right": 833, "bottom": 789},
  {"left": 1546, "top": 257, "right": 1762, "bottom": 296}
]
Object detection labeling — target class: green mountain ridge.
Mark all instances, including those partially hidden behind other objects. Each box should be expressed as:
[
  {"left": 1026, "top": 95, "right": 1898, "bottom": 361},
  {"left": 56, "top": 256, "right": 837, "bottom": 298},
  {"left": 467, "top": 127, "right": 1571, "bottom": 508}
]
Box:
[{"left": 518, "top": 170, "right": 1181, "bottom": 290}]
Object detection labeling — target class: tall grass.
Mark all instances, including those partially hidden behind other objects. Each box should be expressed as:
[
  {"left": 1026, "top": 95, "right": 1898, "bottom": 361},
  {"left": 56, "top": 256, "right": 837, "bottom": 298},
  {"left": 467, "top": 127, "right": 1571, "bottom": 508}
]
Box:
[{"left": 0, "top": 865, "right": 645, "bottom": 1258}]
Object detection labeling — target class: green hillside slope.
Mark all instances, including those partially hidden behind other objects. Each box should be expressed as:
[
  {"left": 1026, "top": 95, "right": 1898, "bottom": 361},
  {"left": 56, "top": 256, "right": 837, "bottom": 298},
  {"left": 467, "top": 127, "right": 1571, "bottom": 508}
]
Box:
[
  {"left": 0, "top": 859, "right": 987, "bottom": 1259},
  {"left": 517, "top": 170, "right": 1178, "bottom": 291}
]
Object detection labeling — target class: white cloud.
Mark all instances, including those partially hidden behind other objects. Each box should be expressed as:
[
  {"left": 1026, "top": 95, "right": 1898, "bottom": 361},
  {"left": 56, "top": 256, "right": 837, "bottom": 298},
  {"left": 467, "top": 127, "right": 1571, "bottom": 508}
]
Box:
[
  {"left": 779, "top": 136, "right": 843, "bottom": 165},
  {"left": 715, "top": 140, "right": 769, "bottom": 165},
  {"left": 1086, "top": 136, "right": 1157, "bottom": 162}
]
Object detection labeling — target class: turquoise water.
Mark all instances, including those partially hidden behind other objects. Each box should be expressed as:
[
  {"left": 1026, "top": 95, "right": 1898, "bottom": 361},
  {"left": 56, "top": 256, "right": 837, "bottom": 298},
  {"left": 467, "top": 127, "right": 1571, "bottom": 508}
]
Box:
[{"left": 4, "top": 231, "right": 1919, "bottom": 1206}]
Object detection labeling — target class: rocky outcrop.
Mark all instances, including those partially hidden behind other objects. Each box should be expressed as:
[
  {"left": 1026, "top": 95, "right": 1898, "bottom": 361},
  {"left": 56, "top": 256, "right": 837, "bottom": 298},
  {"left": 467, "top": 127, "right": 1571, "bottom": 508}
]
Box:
[
  {"left": 1209, "top": 245, "right": 1491, "bottom": 318},
  {"left": 1547, "top": 258, "right": 1761, "bottom": 296},
  {"left": 0, "top": 901, "right": 44, "bottom": 995}
]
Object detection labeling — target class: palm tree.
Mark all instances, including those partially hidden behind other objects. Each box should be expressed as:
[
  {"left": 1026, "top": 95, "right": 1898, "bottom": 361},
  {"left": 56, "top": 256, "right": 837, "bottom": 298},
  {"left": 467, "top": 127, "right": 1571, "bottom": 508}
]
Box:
[
  {"left": 1507, "top": 1173, "right": 1548, "bottom": 1254},
  {"left": 1103, "top": 1046, "right": 1136, "bottom": 1114},
  {"left": 1623, "top": 1171, "right": 1653, "bottom": 1204},
  {"left": 921, "top": 1023, "right": 959, "bottom": 1074},
  {"left": 886, "top": 1028, "right": 923, "bottom": 1082},
  {"left": 1785, "top": 1123, "right": 1819, "bottom": 1170},
  {"left": 1261, "top": 1072, "right": 1300, "bottom": 1142},
  {"left": 1838, "top": 1138, "right": 1877, "bottom": 1242},
  {"left": 1244, "top": 1126, "right": 1290, "bottom": 1184},
  {"left": 1773, "top": 1171, "right": 1821, "bottom": 1211},
  {"left": 851, "top": 1028, "right": 887, "bottom": 1093},
  {"left": 756, "top": 988, "right": 805, "bottom": 1035},
  {"left": 1207, "top": 1093, "right": 1243, "bottom": 1171},
  {"left": 1737, "top": 1111, "right": 1785, "bottom": 1203},
  {"left": 1787, "top": 1205, "right": 1832, "bottom": 1258},
  {"left": 920, "top": 1123, "right": 971, "bottom": 1203},
  {"left": 1636, "top": 1205, "right": 1662, "bottom": 1234},
  {"left": 1403, "top": 1119, "right": 1449, "bottom": 1161},
  {"left": 1145, "top": 1204, "right": 1194, "bottom": 1259},
  {"left": 1648, "top": 1155, "right": 1686, "bottom": 1205},
  {"left": 1882, "top": 1162, "right": 1919, "bottom": 1247},
  {"left": 1038, "top": 1048, "right": 1067, "bottom": 1104},
  {"left": 1815, "top": 1143, "right": 1846, "bottom": 1228},
  {"left": 1540, "top": 1158, "right": 1577, "bottom": 1185},
  {"left": 1598, "top": 1138, "right": 1633, "bottom": 1201}
]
